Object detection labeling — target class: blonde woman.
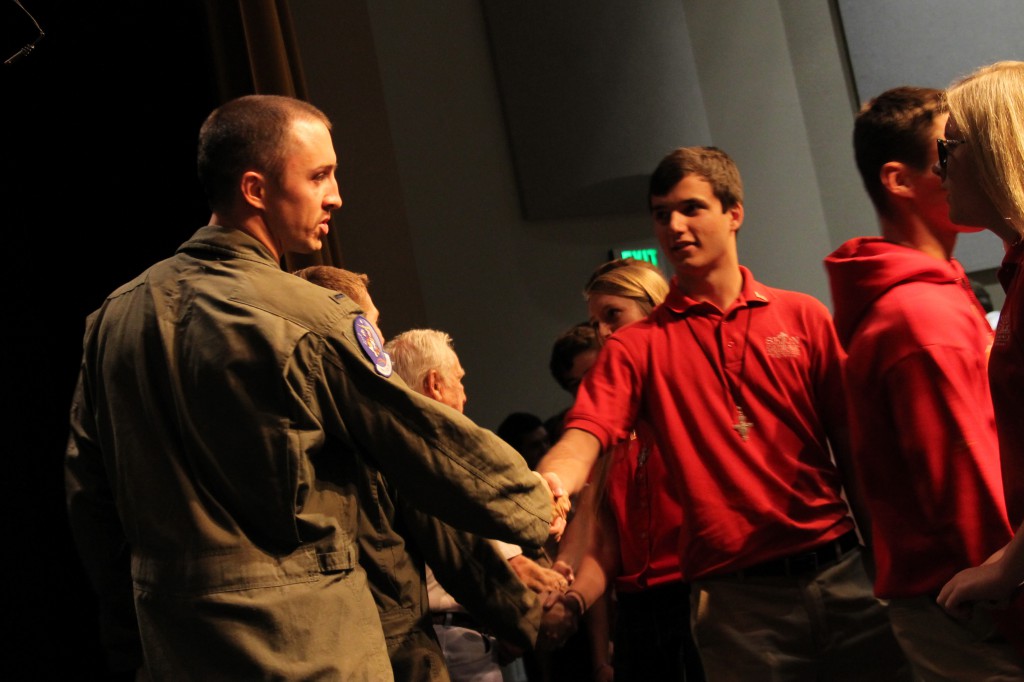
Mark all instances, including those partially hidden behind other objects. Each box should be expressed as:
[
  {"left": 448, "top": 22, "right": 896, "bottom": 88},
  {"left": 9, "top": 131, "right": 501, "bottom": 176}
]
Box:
[
  {"left": 934, "top": 60, "right": 1024, "bottom": 655},
  {"left": 547, "top": 258, "right": 704, "bottom": 682}
]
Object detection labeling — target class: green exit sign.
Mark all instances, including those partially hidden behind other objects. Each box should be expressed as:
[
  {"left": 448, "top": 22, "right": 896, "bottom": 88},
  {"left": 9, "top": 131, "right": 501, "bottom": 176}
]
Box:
[
  {"left": 608, "top": 240, "right": 671, "bottom": 278},
  {"left": 616, "top": 247, "right": 660, "bottom": 267}
]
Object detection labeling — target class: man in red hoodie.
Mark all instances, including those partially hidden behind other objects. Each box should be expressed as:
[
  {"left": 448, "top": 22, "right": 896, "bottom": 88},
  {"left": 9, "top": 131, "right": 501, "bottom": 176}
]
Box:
[{"left": 824, "top": 86, "right": 1022, "bottom": 677}]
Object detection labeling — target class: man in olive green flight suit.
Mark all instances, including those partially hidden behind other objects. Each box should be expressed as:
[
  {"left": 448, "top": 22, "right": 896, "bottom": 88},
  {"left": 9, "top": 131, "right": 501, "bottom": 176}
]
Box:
[
  {"left": 293, "top": 266, "right": 566, "bottom": 682},
  {"left": 65, "top": 95, "right": 555, "bottom": 680}
]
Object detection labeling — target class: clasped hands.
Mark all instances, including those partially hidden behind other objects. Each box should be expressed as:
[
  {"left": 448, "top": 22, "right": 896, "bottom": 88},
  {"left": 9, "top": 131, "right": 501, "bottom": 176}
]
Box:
[
  {"left": 528, "top": 471, "right": 577, "bottom": 650},
  {"left": 536, "top": 471, "right": 572, "bottom": 540},
  {"left": 533, "top": 559, "right": 582, "bottom": 652},
  {"left": 505, "top": 548, "right": 578, "bottom": 651}
]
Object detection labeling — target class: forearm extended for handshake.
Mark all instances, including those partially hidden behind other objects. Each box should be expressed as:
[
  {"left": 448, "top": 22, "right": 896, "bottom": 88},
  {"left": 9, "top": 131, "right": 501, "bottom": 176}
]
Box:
[
  {"left": 536, "top": 425, "right": 598, "bottom": 520},
  {"left": 536, "top": 427, "right": 603, "bottom": 502}
]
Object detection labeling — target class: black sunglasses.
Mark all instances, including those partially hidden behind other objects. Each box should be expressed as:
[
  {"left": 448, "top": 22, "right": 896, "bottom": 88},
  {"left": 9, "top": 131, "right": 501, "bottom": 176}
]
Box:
[{"left": 937, "top": 138, "right": 966, "bottom": 171}]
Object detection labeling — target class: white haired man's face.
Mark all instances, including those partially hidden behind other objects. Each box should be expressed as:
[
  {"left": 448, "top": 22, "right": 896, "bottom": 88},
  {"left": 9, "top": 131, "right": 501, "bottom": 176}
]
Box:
[{"left": 436, "top": 354, "right": 467, "bottom": 414}]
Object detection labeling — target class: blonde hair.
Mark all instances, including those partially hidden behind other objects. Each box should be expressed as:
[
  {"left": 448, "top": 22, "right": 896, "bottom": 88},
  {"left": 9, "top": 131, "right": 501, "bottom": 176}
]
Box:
[
  {"left": 383, "top": 329, "right": 458, "bottom": 392},
  {"left": 584, "top": 258, "right": 670, "bottom": 314},
  {"left": 945, "top": 60, "right": 1024, "bottom": 236}
]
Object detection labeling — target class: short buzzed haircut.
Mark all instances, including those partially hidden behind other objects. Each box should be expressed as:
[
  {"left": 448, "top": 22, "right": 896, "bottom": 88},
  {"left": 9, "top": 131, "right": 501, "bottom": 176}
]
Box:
[
  {"left": 853, "top": 86, "right": 946, "bottom": 215},
  {"left": 648, "top": 146, "right": 743, "bottom": 211},
  {"left": 197, "top": 94, "right": 332, "bottom": 212}
]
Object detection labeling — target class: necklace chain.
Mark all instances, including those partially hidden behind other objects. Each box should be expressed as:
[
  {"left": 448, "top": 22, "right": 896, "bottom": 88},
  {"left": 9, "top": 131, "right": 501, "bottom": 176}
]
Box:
[{"left": 684, "top": 306, "right": 754, "bottom": 441}]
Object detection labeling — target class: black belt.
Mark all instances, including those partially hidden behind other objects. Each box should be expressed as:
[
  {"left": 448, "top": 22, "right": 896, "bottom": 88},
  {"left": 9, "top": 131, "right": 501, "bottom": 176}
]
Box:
[
  {"left": 733, "top": 530, "right": 860, "bottom": 579},
  {"left": 430, "top": 610, "right": 490, "bottom": 634},
  {"left": 616, "top": 580, "right": 691, "bottom": 607}
]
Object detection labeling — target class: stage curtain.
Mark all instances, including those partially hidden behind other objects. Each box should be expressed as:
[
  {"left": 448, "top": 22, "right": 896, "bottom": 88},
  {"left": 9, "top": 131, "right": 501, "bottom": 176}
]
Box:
[{"left": 201, "top": 0, "right": 341, "bottom": 270}]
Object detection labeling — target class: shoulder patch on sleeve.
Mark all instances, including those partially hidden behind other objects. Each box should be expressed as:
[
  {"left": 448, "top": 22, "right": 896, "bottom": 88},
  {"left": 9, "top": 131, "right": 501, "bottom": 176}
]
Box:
[{"left": 354, "top": 315, "right": 393, "bottom": 377}]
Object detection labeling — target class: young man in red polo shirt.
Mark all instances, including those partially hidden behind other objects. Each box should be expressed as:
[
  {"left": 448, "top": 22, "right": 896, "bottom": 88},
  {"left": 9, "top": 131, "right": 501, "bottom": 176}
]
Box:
[{"left": 538, "top": 146, "right": 908, "bottom": 679}]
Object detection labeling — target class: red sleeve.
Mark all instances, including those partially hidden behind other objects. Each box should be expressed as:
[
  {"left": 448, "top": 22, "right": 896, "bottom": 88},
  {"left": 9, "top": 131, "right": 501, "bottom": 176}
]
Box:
[
  {"left": 564, "top": 336, "right": 644, "bottom": 450},
  {"left": 885, "top": 345, "right": 1002, "bottom": 506}
]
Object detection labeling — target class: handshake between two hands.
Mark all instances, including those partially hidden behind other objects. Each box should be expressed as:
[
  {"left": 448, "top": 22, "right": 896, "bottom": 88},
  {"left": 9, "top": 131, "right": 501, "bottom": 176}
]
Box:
[
  {"left": 535, "top": 471, "right": 572, "bottom": 540},
  {"left": 527, "top": 472, "right": 581, "bottom": 651}
]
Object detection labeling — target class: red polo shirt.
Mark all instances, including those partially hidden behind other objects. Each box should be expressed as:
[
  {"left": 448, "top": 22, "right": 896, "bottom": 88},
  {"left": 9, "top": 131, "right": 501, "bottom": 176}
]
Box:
[
  {"left": 604, "top": 431, "right": 684, "bottom": 592},
  {"left": 565, "top": 267, "right": 855, "bottom": 580}
]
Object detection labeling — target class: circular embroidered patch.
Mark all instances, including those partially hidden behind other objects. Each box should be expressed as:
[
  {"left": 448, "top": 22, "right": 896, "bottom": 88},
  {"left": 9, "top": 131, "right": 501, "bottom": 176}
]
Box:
[{"left": 354, "top": 315, "right": 393, "bottom": 377}]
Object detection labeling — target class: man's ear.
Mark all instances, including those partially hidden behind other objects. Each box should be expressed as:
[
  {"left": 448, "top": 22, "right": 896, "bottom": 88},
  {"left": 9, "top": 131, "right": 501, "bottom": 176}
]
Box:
[
  {"left": 423, "top": 369, "right": 444, "bottom": 402},
  {"left": 879, "top": 161, "right": 914, "bottom": 199},
  {"left": 728, "top": 202, "right": 744, "bottom": 234},
  {"left": 240, "top": 170, "right": 268, "bottom": 210}
]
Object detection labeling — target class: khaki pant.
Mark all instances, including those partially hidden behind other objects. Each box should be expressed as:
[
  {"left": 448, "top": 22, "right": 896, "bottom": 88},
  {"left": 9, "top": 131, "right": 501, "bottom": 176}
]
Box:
[
  {"left": 690, "top": 549, "right": 910, "bottom": 681},
  {"left": 888, "top": 595, "right": 1024, "bottom": 681}
]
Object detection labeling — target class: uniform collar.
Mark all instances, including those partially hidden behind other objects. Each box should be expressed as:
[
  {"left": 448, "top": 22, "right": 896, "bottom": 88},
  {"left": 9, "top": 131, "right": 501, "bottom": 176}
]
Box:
[
  {"left": 663, "top": 265, "right": 771, "bottom": 316},
  {"left": 177, "top": 224, "right": 281, "bottom": 268}
]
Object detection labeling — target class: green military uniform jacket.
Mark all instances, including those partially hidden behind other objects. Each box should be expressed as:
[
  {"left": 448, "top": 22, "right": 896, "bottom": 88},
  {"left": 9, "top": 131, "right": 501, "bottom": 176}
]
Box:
[
  {"left": 358, "top": 458, "right": 546, "bottom": 681},
  {"left": 66, "top": 225, "right": 551, "bottom": 680}
]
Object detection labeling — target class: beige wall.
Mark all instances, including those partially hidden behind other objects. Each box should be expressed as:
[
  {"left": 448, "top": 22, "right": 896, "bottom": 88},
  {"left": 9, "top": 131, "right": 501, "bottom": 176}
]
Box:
[{"left": 287, "top": 0, "right": 989, "bottom": 429}]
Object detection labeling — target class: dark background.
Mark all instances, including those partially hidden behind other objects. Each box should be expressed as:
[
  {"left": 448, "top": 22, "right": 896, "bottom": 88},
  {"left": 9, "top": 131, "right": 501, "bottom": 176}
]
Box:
[{"left": 3, "top": 1, "right": 217, "bottom": 676}]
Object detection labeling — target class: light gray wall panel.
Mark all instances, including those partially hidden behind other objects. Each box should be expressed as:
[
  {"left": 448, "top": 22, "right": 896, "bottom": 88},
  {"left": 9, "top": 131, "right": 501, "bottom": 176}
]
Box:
[
  {"left": 481, "top": 0, "right": 711, "bottom": 219},
  {"left": 683, "top": 0, "right": 835, "bottom": 304},
  {"left": 780, "top": 0, "right": 875, "bottom": 252}
]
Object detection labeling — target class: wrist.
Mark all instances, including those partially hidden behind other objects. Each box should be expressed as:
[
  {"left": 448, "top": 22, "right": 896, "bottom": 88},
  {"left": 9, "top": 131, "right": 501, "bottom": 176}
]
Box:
[{"left": 564, "top": 588, "right": 587, "bottom": 615}]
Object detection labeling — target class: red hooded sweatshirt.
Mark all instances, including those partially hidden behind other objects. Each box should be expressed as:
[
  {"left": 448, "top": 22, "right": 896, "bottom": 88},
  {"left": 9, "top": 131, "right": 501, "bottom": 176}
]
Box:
[{"left": 824, "top": 236, "right": 1012, "bottom": 598}]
